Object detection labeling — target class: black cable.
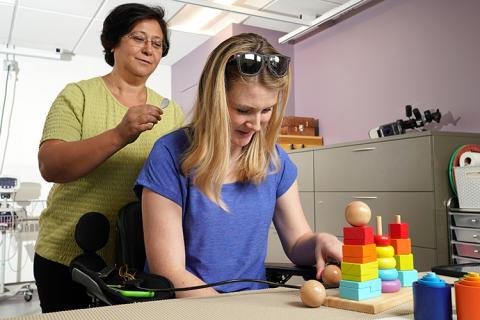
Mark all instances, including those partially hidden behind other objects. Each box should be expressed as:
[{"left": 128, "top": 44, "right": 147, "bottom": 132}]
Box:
[{"left": 137, "top": 278, "right": 302, "bottom": 292}]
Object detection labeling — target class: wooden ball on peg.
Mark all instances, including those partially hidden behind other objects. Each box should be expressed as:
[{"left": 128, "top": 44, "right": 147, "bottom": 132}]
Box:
[
  {"left": 345, "top": 201, "right": 371, "bottom": 226},
  {"left": 321, "top": 264, "right": 341, "bottom": 287},
  {"left": 300, "top": 280, "right": 326, "bottom": 308}
]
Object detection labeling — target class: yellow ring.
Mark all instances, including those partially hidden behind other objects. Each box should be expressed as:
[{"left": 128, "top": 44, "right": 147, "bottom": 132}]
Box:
[
  {"left": 376, "top": 246, "right": 394, "bottom": 258},
  {"left": 378, "top": 257, "right": 396, "bottom": 269}
]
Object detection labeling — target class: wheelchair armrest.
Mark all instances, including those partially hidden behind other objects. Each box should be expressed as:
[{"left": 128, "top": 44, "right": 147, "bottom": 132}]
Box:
[
  {"left": 264, "top": 262, "right": 316, "bottom": 285},
  {"left": 71, "top": 267, "right": 111, "bottom": 306}
]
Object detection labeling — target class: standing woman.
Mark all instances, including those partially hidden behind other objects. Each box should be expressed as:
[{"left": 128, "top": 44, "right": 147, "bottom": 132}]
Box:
[
  {"left": 135, "top": 33, "right": 342, "bottom": 298},
  {"left": 34, "top": 3, "right": 184, "bottom": 312}
]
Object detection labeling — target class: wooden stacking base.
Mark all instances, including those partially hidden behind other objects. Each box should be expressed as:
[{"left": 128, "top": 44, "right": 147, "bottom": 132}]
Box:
[{"left": 323, "top": 287, "right": 413, "bottom": 314}]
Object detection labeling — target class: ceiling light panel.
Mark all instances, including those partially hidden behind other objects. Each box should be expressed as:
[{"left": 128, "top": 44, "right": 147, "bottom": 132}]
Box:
[
  {"left": 171, "top": 0, "right": 277, "bottom": 35},
  {"left": 240, "top": 0, "right": 335, "bottom": 34},
  {"left": 96, "top": 0, "right": 186, "bottom": 23},
  {"left": 258, "top": 0, "right": 337, "bottom": 21},
  {"left": 19, "top": 0, "right": 103, "bottom": 18},
  {"left": 169, "top": 3, "right": 246, "bottom": 35},
  {"left": 241, "top": 17, "right": 297, "bottom": 33},
  {"left": 279, "top": 0, "right": 368, "bottom": 43},
  {"left": 12, "top": 6, "right": 90, "bottom": 52}
]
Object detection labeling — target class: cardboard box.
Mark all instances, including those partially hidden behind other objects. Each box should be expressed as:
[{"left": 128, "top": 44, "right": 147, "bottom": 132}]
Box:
[
  {"left": 281, "top": 116, "right": 318, "bottom": 136},
  {"left": 277, "top": 135, "right": 323, "bottom": 152}
]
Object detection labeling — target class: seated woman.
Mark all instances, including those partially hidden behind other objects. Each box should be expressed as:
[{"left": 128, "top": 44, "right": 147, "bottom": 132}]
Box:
[{"left": 134, "top": 32, "right": 342, "bottom": 298}]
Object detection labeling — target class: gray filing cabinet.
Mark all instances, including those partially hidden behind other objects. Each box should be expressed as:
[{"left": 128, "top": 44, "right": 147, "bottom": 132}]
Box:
[
  {"left": 266, "top": 131, "right": 480, "bottom": 271},
  {"left": 265, "top": 151, "right": 315, "bottom": 263}
]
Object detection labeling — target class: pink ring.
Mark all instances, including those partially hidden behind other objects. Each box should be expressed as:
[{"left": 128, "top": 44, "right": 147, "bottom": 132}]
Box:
[{"left": 382, "top": 279, "right": 401, "bottom": 293}]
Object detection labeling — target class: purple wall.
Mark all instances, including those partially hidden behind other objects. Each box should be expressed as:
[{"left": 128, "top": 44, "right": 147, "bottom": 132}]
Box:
[
  {"left": 172, "top": 24, "right": 294, "bottom": 120},
  {"left": 173, "top": 0, "right": 480, "bottom": 145},
  {"left": 172, "top": 25, "right": 234, "bottom": 120},
  {"left": 294, "top": 0, "right": 480, "bottom": 144}
]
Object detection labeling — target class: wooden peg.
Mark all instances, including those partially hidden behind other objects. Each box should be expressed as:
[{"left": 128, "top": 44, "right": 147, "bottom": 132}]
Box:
[
  {"left": 376, "top": 216, "right": 382, "bottom": 235},
  {"left": 395, "top": 215, "right": 401, "bottom": 224}
]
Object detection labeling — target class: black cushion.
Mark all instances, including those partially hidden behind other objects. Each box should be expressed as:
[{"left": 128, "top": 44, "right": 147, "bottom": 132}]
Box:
[
  {"left": 116, "top": 202, "right": 145, "bottom": 270},
  {"left": 75, "top": 212, "right": 110, "bottom": 253}
]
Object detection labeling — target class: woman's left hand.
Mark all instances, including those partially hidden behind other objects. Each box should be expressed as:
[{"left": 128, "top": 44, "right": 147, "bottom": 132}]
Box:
[{"left": 313, "top": 233, "right": 343, "bottom": 279}]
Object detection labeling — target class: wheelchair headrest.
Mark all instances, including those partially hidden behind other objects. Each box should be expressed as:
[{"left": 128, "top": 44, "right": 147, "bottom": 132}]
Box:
[{"left": 75, "top": 212, "right": 110, "bottom": 253}]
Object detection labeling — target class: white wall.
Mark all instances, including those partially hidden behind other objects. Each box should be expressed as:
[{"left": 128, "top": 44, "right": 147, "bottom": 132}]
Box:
[
  {"left": 0, "top": 54, "right": 172, "bottom": 199},
  {"left": 0, "top": 53, "right": 172, "bottom": 283}
]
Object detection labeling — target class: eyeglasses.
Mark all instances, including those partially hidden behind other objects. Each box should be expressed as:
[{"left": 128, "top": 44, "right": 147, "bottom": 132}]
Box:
[
  {"left": 126, "top": 32, "right": 164, "bottom": 51},
  {"left": 230, "top": 52, "right": 290, "bottom": 78}
]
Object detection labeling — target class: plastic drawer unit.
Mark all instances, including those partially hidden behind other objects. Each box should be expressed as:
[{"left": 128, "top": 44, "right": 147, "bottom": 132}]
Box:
[{"left": 448, "top": 198, "right": 480, "bottom": 263}]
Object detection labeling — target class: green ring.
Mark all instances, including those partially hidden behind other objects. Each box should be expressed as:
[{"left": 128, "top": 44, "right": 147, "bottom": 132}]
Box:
[{"left": 448, "top": 145, "right": 465, "bottom": 196}]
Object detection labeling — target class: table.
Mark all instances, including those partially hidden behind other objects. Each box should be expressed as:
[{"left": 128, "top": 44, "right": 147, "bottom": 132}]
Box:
[{"left": 11, "top": 276, "right": 458, "bottom": 320}]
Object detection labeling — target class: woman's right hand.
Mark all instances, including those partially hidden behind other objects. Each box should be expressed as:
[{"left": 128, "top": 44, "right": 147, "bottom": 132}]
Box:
[
  {"left": 39, "top": 104, "right": 162, "bottom": 183},
  {"left": 114, "top": 104, "right": 163, "bottom": 145}
]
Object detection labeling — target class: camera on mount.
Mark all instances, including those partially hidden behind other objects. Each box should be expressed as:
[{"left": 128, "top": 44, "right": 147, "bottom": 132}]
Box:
[{"left": 369, "top": 105, "right": 441, "bottom": 139}]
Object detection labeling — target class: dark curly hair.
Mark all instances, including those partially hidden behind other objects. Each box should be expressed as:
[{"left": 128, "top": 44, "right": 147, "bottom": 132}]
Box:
[{"left": 101, "top": 3, "right": 169, "bottom": 66}]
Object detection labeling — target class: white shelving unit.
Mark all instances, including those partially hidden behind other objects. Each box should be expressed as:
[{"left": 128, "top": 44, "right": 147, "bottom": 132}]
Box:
[{"left": 0, "top": 176, "right": 38, "bottom": 302}]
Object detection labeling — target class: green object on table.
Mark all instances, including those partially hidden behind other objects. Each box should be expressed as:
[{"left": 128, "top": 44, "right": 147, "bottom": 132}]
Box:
[{"left": 109, "top": 286, "right": 155, "bottom": 298}]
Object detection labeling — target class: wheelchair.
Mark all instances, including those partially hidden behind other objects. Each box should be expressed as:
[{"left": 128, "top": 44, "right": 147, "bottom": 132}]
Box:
[{"left": 70, "top": 202, "right": 317, "bottom": 306}]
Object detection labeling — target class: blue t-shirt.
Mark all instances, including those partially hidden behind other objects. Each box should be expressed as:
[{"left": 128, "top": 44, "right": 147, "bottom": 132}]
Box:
[{"left": 134, "top": 128, "right": 297, "bottom": 292}]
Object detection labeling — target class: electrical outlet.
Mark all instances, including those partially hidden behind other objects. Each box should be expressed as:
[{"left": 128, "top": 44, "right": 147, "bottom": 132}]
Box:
[{"left": 3, "top": 59, "right": 19, "bottom": 72}]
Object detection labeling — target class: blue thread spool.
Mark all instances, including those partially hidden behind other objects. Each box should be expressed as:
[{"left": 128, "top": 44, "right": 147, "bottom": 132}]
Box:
[{"left": 413, "top": 272, "right": 452, "bottom": 320}]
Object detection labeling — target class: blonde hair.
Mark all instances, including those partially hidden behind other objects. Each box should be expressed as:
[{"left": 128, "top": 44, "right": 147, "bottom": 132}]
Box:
[{"left": 181, "top": 33, "right": 291, "bottom": 210}]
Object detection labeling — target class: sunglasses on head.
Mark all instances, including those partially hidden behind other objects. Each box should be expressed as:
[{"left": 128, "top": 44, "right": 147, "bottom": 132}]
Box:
[{"left": 230, "top": 52, "right": 290, "bottom": 78}]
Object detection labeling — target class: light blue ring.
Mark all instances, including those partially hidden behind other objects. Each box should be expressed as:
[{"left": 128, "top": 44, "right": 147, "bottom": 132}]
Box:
[{"left": 379, "top": 268, "right": 399, "bottom": 281}]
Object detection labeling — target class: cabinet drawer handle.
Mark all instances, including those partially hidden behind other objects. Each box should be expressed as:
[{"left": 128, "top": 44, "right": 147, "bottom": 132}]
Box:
[
  {"left": 474, "top": 234, "right": 478, "bottom": 238},
  {"left": 475, "top": 250, "right": 479, "bottom": 254},
  {"left": 316, "top": 201, "right": 324, "bottom": 204},
  {"left": 471, "top": 219, "right": 479, "bottom": 223},
  {"left": 352, "top": 147, "right": 376, "bottom": 152},
  {"left": 353, "top": 196, "right": 378, "bottom": 200}
]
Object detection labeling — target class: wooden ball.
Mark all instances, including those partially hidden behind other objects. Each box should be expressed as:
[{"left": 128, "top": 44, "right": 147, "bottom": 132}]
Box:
[
  {"left": 300, "top": 280, "right": 326, "bottom": 308},
  {"left": 345, "top": 201, "right": 371, "bottom": 226},
  {"left": 321, "top": 264, "right": 341, "bottom": 287}
]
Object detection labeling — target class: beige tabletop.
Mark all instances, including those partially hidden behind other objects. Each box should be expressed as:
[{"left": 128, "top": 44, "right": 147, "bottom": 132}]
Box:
[{"left": 8, "top": 276, "right": 458, "bottom": 320}]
